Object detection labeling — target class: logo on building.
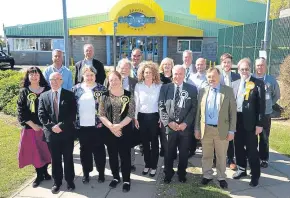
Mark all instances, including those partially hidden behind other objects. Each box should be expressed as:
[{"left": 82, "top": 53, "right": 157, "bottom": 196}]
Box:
[{"left": 118, "top": 12, "right": 156, "bottom": 28}]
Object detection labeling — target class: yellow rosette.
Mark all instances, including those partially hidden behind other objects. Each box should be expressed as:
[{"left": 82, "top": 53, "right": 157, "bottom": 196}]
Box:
[
  {"left": 94, "top": 91, "right": 104, "bottom": 101},
  {"left": 27, "top": 93, "right": 37, "bottom": 113},
  {"left": 120, "top": 96, "right": 130, "bottom": 115},
  {"left": 244, "top": 81, "right": 255, "bottom": 101}
]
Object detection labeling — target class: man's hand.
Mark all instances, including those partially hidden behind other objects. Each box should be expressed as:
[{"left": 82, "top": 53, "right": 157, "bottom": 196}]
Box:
[
  {"left": 226, "top": 133, "right": 235, "bottom": 141},
  {"left": 168, "top": 122, "right": 178, "bottom": 131},
  {"left": 194, "top": 130, "right": 201, "bottom": 140},
  {"left": 255, "top": 126, "right": 263, "bottom": 135},
  {"left": 158, "top": 119, "right": 162, "bottom": 128},
  {"left": 178, "top": 123, "right": 187, "bottom": 131},
  {"left": 52, "top": 125, "right": 62, "bottom": 133}
]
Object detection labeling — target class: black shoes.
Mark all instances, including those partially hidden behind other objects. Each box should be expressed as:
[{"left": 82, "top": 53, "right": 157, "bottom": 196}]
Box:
[
  {"left": 32, "top": 177, "right": 44, "bottom": 188},
  {"left": 109, "top": 179, "right": 120, "bottom": 188},
  {"left": 249, "top": 178, "right": 259, "bottom": 187},
  {"left": 163, "top": 177, "right": 171, "bottom": 184},
  {"left": 142, "top": 168, "right": 150, "bottom": 175},
  {"left": 178, "top": 176, "right": 187, "bottom": 183},
  {"left": 201, "top": 178, "right": 213, "bottom": 185},
  {"left": 122, "top": 183, "right": 131, "bottom": 192},
  {"left": 131, "top": 165, "right": 136, "bottom": 172},
  {"left": 212, "top": 158, "right": 216, "bottom": 168},
  {"left": 149, "top": 169, "right": 157, "bottom": 177},
  {"left": 51, "top": 183, "right": 61, "bottom": 194},
  {"left": 67, "top": 181, "right": 75, "bottom": 191},
  {"left": 233, "top": 170, "right": 247, "bottom": 179},
  {"left": 82, "top": 175, "right": 90, "bottom": 184},
  {"left": 98, "top": 175, "right": 105, "bottom": 183},
  {"left": 219, "top": 180, "right": 228, "bottom": 189},
  {"left": 260, "top": 161, "right": 269, "bottom": 168}
]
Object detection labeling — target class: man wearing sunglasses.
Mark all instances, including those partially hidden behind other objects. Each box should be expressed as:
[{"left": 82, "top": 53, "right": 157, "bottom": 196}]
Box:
[
  {"left": 253, "top": 57, "right": 280, "bottom": 168},
  {"left": 231, "top": 58, "right": 265, "bottom": 187}
]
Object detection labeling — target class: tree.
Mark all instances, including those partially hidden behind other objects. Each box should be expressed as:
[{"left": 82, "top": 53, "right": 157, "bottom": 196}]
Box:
[{"left": 256, "top": 0, "right": 290, "bottom": 19}]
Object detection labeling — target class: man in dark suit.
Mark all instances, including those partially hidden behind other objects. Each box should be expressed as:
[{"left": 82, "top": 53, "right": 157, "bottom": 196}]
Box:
[
  {"left": 39, "top": 72, "right": 76, "bottom": 194},
  {"left": 159, "top": 65, "right": 198, "bottom": 184},
  {"left": 231, "top": 58, "right": 265, "bottom": 187},
  {"left": 104, "top": 58, "right": 138, "bottom": 172},
  {"left": 75, "top": 44, "right": 106, "bottom": 85},
  {"left": 219, "top": 53, "right": 240, "bottom": 170}
]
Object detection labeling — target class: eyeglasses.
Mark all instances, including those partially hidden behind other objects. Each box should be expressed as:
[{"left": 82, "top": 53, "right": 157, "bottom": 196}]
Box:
[
  {"left": 49, "top": 78, "right": 62, "bottom": 82},
  {"left": 133, "top": 55, "right": 141, "bottom": 57},
  {"left": 239, "top": 68, "right": 250, "bottom": 72}
]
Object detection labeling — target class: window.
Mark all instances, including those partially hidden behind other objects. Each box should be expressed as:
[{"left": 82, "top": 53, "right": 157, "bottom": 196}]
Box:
[
  {"left": 40, "top": 39, "right": 52, "bottom": 51},
  {"left": 12, "top": 38, "right": 54, "bottom": 51},
  {"left": 177, "top": 39, "right": 202, "bottom": 53}
]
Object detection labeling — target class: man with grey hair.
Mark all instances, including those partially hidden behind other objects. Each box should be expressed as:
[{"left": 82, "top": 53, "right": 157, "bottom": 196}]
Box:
[
  {"left": 253, "top": 57, "right": 280, "bottom": 168},
  {"left": 75, "top": 44, "right": 106, "bottom": 85},
  {"left": 182, "top": 50, "right": 197, "bottom": 82},
  {"left": 43, "top": 49, "right": 73, "bottom": 90},
  {"left": 130, "top": 48, "right": 143, "bottom": 79},
  {"left": 159, "top": 64, "right": 198, "bottom": 184}
]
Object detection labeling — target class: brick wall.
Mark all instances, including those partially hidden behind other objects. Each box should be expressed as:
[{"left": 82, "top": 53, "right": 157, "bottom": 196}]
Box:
[{"left": 71, "top": 36, "right": 107, "bottom": 65}]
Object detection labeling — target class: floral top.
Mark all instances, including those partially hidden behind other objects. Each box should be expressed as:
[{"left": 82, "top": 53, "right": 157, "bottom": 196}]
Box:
[
  {"left": 72, "top": 83, "right": 107, "bottom": 129},
  {"left": 99, "top": 92, "right": 135, "bottom": 124}
]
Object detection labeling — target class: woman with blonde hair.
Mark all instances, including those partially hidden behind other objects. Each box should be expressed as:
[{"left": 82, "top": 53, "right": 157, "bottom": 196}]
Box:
[
  {"left": 134, "top": 61, "right": 162, "bottom": 177},
  {"left": 159, "top": 57, "right": 174, "bottom": 84}
]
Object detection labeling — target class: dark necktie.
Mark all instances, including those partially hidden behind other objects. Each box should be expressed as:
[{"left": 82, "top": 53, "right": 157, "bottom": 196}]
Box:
[
  {"left": 53, "top": 91, "right": 59, "bottom": 121},
  {"left": 174, "top": 86, "right": 181, "bottom": 120},
  {"left": 185, "top": 68, "right": 190, "bottom": 81}
]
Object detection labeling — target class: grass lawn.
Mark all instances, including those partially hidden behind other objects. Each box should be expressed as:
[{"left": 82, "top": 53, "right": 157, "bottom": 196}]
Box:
[
  {"left": 270, "top": 121, "right": 290, "bottom": 157},
  {"left": 156, "top": 166, "right": 230, "bottom": 198},
  {"left": 0, "top": 119, "right": 34, "bottom": 198}
]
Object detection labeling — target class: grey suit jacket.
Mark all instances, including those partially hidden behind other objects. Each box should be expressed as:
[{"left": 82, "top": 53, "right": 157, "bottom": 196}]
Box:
[
  {"left": 220, "top": 71, "right": 240, "bottom": 86},
  {"left": 159, "top": 82, "right": 198, "bottom": 135}
]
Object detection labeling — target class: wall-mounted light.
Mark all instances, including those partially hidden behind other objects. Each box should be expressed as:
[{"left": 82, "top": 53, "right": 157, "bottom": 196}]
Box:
[{"left": 98, "top": 27, "right": 103, "bottom": 32}]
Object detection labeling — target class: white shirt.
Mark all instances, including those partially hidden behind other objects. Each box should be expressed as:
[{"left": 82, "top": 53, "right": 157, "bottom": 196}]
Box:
[
  {"left": 188, "top": 72, "right": 208, "bottom": 91},
  {"left": 237, "top": 76, "right": 251, "bottom": 112},
  {"left": 122, "top": 77, "right": 130, "bottom": 91},
  {"left": 78, "top": 83, "right": 96, "bottom": 126},
  {"left": 134, "top": 82, "right": 162, "bottom": 119},
  {"left": 51, "top": 87, "right": 62, "bottom": 111},
  {"left": 223, "top": 71, "right": 232, "bottom": 86}
]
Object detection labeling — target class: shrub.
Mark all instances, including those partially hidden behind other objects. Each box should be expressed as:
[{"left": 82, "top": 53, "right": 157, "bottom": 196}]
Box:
[
  {"left": 279, "top": 55, "right": 290, "bottom": 118},
  {"left": 3, "top": 95, "right": 18, "bottom": 116},
  {"left": 0, "top": 70, "right": 19, "bottom": 81},
  {"left": 0, "top": 73, "right": 24, "bottom": 111}
]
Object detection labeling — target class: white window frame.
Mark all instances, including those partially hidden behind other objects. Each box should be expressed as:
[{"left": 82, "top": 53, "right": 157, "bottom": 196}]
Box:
[{"left": 177, "top": 39, "right": 203, "bottom": 53}]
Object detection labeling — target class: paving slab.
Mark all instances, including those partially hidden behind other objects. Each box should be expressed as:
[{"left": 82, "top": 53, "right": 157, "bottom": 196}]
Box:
[
  {"left": 264, "top": 181, "right": 290, "bottom": 198},
  {"left": 230, "top": 187, "right": 276, "bottom": 198}
]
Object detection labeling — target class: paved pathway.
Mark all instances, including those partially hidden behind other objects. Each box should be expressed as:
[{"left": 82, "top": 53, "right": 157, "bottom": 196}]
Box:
[{"left": 11, "top": 144, "right": 290, "bottom": 198}]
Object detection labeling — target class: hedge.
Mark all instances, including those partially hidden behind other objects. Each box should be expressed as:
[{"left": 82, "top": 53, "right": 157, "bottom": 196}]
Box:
[{"left": 0, "top": 66, "right": 110, "bottom": 117}]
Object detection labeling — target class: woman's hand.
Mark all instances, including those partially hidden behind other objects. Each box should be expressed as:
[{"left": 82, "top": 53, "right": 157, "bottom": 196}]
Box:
[
  {"left": 111, "top": 124, "right": 123, "bottom": 132},
  {"left": 134, "top": 119, "right": 139, "bottom": 129},
  {"left": 32, "top": 124, "right": 42, "bottom": 131}
]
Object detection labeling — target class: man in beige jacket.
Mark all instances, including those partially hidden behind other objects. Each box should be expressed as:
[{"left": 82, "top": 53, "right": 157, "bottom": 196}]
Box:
[{"left": 195, "top": 68, "right": 237, "bottom": 189}]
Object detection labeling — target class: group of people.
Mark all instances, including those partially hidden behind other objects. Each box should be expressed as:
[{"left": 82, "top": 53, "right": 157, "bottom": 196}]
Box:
[{"left": 17, "top": 43, "right": 280, "bottom": 195}]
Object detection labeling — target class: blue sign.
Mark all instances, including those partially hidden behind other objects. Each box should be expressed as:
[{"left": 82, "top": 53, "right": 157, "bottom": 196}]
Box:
[{"left": 118, "top": 12, "right": 156, "bottom": 28}]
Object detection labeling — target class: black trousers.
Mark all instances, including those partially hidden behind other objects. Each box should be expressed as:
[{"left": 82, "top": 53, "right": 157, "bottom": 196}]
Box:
[
  {"left": 163, "top": 130, "right": 189, "bottom": 178},
  {"left": 259, "top": 114, "right": 271, "bottom": 161},
  {"left": 78, "top": 126, "right": 106, "bottom": 176},
  {"left": 227, "top": 140, "right": 235, "bottom": 161},
  {"left": 159, "top": 124, "right": 166, "bottom": 153},
  {"left": 107, "top": 137, "right": 131, "bottom": 182},
  {"left": 138, "top": 112, "right": 160, "bottom": 169},
  {"left": 189, "top": 130, "right": 197, "bottom": 154},
  {"left": 48, "top": 135, "right": 75, "bottom": 185},
  {"left": 234, "top": 113, "right": 260, "bottom": 179}
]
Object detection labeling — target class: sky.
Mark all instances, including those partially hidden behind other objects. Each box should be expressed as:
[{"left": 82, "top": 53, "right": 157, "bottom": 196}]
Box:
[{"left": 0, "top": 0, "right": 119, "bottom": 37}]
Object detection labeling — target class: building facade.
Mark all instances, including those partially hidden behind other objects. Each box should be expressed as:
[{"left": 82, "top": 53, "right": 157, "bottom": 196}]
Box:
[{"left": 4, "top": 0, "right": 266, "bottom": 65}]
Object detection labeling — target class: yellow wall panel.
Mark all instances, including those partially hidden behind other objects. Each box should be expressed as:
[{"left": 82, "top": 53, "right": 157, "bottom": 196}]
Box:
[
  {"left": 190, "top": 0, "right": 216, "bottom": 19},
  {"left": 69, "top": 20, "right": 203, "bottom": 37}
]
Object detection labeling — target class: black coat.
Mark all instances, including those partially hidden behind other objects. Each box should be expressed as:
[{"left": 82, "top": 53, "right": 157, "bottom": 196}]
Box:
[
  {"left": 38, "top": 89, "right": 76, "bottom": 142},
  {"left": 75, "top": 59, "right": 106, "bottom": 85},
  {"left": 232, "top": 76, "right": 265, "bottom": 131}
]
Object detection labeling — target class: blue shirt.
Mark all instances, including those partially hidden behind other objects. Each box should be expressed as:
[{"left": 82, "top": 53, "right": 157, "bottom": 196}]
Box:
[
  {"left": 205, "top": 84, "right": 220, "bottom": 125},
  {"left": 44, "top": 65, "right": 73, "bottom": 91},
  {"left": 187, "top": 72, "right": 208, "bottom": 92}
]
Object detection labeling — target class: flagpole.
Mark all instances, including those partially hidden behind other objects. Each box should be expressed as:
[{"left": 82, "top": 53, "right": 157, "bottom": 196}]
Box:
[{"left": 62, "top": 0, "right": 69, "bottom": 67}]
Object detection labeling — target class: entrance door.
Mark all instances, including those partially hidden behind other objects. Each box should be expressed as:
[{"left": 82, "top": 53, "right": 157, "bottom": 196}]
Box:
[{"left": 117, "top": 36, "right": 159, "bottom": 62}]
